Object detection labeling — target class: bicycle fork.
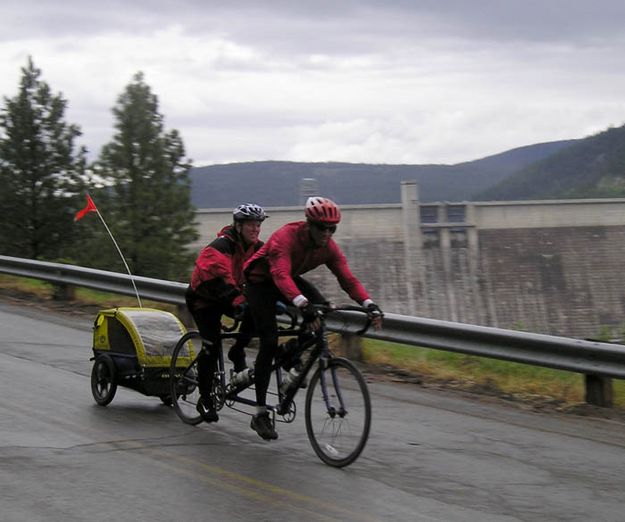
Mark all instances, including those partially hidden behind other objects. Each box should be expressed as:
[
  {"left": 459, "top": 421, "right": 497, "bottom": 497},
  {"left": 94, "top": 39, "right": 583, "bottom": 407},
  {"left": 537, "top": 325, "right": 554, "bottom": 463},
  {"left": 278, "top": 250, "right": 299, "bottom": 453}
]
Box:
[
  {"left": 317, "top": 335, "right": 347, "bottom": 418},
  {"left": 319, "top": 362, "right": 348, "bottom": 418}
]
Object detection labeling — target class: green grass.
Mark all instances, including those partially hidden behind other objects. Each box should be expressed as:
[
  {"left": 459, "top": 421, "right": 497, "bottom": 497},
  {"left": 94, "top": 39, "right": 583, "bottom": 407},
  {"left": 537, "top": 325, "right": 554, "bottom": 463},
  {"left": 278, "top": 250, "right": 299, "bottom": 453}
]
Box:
[
  {"left": 0, "top": 275, "right": 51, "bottom": 294},
  {"left": 74, "top": 286, "right": 177, "bottom": 311},
  {"left": 0, "top": 274, "right": 179, "bottom": 314},
  {"left": 362, "top": 338, "right": 625, "bottom": 408}
]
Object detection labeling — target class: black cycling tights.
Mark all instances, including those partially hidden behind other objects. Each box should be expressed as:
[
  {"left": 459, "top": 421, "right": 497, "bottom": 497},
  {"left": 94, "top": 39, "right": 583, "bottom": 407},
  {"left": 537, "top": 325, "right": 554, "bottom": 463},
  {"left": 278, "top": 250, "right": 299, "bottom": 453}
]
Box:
[
  {"left": 187, "top": 302, "right": 254, "bottom": 397},
  {"left": 245, "top": 277, "right": 325, "bottom": 407}
]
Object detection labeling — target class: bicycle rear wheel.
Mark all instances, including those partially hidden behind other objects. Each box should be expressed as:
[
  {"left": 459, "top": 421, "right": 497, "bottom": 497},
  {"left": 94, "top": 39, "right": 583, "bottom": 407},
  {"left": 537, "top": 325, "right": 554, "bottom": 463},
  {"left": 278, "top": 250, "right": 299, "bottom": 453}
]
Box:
[
  {"left": 170, "top": 331, "right": 203, "bottom": 425},
  {"left": 305, "top": 357, "right": 371, "bottom": 467}
]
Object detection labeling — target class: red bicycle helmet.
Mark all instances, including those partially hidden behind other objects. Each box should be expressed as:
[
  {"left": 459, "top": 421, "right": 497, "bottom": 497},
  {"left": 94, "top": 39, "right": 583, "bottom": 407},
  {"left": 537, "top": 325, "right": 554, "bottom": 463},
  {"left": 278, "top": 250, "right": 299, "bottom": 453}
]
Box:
[{"left": 305, "top": 197, "right": 341, "bottom": 224}]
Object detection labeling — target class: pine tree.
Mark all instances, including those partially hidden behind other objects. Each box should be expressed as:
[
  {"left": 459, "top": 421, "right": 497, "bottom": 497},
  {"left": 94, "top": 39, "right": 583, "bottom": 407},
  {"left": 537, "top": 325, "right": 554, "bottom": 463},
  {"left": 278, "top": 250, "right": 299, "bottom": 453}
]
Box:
[
  {"left": 0, "top": 57, "right": 87, "bottom": 259},
  {"left": 92, "top": 72, "right": 197, "bottom": 279}
]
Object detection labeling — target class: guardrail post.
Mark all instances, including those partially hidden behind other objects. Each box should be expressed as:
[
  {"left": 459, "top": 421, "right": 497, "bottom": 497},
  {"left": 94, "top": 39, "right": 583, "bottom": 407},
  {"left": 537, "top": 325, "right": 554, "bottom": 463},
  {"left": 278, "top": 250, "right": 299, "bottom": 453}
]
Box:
[
  {"left": 337, "top": 333, "right": 363, "bottom": 362},
  {"left": 584, "top": 374, "right": 613, "bottom": 407},
  {"left": 52, "top": 283, "right": 75, "bottom": 301}
]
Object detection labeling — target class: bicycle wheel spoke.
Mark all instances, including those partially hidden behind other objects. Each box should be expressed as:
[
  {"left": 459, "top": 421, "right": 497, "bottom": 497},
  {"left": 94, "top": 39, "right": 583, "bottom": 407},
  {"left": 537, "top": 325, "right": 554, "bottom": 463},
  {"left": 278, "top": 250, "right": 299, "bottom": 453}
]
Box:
[{"left": 305, "top": 358, "right": 371, "bottom": 467}]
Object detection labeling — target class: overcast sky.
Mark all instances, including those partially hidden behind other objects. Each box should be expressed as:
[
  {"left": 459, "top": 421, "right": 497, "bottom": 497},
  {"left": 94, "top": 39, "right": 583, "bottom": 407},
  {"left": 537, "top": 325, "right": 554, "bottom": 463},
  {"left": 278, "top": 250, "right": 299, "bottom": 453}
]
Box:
[{"left": 2, "top": 0, "right": 625, "bottom": 167}]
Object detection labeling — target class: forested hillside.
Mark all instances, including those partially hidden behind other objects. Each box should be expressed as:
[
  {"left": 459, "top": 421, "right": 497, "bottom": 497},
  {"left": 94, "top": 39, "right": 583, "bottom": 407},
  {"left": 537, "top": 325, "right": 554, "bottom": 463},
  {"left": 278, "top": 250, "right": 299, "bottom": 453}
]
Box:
[
  {"left": 189, "top": 140, "right": 575, "bottom": 207},
  {"left": 479, "top": 124, "right": 625, "bottom": 200}
]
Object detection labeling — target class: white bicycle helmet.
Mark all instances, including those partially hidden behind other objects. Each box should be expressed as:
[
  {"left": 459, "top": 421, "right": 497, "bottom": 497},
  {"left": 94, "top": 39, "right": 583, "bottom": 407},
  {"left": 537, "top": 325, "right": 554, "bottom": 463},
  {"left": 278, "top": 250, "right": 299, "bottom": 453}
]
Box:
[{"left": 233, "top": 203, "right": 268, "bottom": 222}]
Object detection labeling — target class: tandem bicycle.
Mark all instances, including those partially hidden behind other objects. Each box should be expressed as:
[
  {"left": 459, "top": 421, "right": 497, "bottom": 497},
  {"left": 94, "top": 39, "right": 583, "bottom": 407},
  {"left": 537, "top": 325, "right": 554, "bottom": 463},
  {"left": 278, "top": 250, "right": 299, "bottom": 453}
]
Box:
[{"left": 169, "top": 304, "right": 374, "bottom": 468}]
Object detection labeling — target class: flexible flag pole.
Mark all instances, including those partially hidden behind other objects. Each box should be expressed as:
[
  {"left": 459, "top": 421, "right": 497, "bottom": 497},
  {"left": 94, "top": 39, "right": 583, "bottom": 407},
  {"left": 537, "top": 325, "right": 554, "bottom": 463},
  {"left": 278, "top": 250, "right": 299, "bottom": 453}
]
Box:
[{"left": 75, "top": 194, "right": 143, "bottom": 308}]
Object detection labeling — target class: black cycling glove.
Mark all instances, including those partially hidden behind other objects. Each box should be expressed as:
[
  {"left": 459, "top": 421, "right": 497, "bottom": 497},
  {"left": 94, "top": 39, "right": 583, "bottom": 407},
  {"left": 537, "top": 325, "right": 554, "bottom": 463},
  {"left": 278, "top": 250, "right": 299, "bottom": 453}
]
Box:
[
  {"left": 366, "top": 303, "right": 383, "bottom": 318},
  {"left": 300, "top": 303, "right": 319, "bottom": 323}
]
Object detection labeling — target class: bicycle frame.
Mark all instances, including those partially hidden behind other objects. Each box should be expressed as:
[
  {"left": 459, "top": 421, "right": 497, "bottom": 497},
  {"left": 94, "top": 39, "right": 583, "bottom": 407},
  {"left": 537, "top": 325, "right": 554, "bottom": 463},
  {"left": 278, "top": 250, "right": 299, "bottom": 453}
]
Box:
[
  {"left": 216, "top": 310, "right": 352, "bottom": 421},
  {"left": 275, "top": 327, "right": 329, "bottom": 415},
  {"left": 214, "top": 326, "right": 301, "bottom": 415}
]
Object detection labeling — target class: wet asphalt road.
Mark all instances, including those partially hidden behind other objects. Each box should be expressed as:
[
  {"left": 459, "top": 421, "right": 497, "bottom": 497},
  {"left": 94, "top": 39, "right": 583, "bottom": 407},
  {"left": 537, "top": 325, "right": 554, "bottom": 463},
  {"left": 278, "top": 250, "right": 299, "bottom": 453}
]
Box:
[{"left": 2, "top": 301, "right": 625, "bottom": 522}]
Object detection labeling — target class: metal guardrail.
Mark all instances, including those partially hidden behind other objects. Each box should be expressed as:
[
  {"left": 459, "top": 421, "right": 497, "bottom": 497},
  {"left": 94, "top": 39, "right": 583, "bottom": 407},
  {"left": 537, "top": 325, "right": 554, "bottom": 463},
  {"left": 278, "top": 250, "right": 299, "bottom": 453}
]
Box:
[
  {"left": 326, "top": 312, "right": 625, "bottom": 378},
  {"left": 2, "top": 254, "right": 624, "bottom": 405},
  {"left": 0, "top": 255, "right": 187, "bottom": 305}
]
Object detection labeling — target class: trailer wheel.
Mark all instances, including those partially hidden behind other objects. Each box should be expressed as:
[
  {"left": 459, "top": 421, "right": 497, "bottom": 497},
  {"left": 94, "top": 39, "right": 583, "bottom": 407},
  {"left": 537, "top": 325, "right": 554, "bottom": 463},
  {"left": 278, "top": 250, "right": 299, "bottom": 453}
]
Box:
[{"left": 91, "top": 354, "right": 118, "bottom": 406}]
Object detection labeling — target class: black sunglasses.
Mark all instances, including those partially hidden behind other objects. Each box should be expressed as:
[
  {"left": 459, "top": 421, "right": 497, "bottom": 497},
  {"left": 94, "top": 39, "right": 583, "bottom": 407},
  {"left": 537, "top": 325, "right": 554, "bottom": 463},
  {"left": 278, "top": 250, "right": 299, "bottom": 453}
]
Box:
[{"left": 312, "top": 222, "right": 337, "bottom": 233}]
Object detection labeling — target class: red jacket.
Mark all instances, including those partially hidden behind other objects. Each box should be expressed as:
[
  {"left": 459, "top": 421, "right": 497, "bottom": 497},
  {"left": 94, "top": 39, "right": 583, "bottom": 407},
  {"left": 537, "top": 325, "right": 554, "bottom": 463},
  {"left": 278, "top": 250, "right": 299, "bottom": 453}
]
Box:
[
  {"left": 244, "top": 221, "right": 370, "bottom": 304},
  {"left": 189, "top": 225, "right": 262, "bottom": 307}
]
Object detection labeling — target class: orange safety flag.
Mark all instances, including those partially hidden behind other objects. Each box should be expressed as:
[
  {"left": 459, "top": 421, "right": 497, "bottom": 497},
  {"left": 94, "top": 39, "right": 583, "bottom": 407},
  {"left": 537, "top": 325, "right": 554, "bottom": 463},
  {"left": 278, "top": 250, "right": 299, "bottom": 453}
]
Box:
[{"left": 75, "top": 194, "right": 97, "bottom": 222}]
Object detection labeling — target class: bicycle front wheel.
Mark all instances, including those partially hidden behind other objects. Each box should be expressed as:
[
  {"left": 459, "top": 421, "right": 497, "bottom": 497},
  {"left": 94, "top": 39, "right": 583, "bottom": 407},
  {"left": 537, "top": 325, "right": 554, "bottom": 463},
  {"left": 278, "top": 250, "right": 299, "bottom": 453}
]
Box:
[
  {"left": 170, "top": 331, "right": 203, "bottom": 425},
  {"left": 305, "top": 357, "right": 371, "bottom": 467}
]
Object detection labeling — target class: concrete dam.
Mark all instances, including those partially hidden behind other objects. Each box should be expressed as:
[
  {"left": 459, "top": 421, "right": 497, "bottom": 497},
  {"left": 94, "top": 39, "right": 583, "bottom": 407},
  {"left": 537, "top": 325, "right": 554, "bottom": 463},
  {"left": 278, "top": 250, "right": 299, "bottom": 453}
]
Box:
[{"left": 193, "top": 182, "right": 625, "bottom": 339}]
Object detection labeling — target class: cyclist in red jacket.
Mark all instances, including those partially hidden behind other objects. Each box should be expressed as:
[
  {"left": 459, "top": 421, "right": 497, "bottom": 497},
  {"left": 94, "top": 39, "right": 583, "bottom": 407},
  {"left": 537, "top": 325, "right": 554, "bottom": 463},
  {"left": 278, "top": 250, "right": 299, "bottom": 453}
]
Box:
[
  {"left": 244, "top": 196, "right": 383, "bottom": 440},
  {"left": 186, "top": 204, "right": 267, "bottom": 423}
]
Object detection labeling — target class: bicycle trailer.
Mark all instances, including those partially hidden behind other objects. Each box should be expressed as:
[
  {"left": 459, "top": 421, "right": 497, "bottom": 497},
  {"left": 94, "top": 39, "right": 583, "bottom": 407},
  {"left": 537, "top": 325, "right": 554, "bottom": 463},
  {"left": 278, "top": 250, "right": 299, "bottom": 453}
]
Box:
[{"left": 90, "top": 307, "right": 196, "bottom": 406}]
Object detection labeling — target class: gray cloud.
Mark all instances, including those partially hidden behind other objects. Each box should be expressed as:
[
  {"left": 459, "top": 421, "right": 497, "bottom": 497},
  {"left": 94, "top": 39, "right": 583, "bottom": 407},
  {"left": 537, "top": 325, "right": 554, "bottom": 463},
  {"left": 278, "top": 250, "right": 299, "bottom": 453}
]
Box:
[
  {"left": 6, "top": 1, "right": 625, "bottom": 45},
  {"left": 2, "top": 1, "right": 625, "bottom": 166}
]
